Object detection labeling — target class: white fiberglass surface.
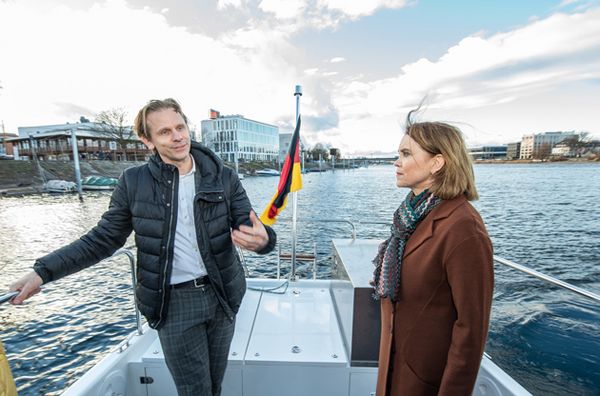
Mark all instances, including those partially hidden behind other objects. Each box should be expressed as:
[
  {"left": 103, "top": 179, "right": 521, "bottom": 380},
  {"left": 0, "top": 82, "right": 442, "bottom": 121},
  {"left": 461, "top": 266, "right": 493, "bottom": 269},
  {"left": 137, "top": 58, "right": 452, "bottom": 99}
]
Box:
[{"left": 245, "top": 281, "right": 347, "bottom": 365}]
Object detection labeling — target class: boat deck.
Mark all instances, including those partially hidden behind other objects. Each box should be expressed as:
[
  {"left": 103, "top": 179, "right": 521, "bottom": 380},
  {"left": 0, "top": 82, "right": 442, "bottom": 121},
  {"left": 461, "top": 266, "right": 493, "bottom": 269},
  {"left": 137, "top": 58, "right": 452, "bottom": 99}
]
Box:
[{"left": 62, "top": 240, "right": 532, "bottom": 396}]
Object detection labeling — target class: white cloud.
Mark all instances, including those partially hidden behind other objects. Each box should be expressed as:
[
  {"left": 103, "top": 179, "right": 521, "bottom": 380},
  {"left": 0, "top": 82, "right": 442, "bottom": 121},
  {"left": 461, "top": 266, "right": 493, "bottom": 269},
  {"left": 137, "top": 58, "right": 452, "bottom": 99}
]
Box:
[
  {"left": 217, "top": 0, "right": 244, "bottom": 10},
  {"left": 0, "top": 0, "right": 300, "bottom": 133},
  {"left": 259, "top": 0, "right": 305, "bottom": 19},
  {"left": 0, "top": 2, "right": 599, "bottom": 155},
  {"left": 335, "top": 8, "right": 600, "bottom": 120},
  {"left": 317, "top": 0, "right": 408, "bottom": 19}
]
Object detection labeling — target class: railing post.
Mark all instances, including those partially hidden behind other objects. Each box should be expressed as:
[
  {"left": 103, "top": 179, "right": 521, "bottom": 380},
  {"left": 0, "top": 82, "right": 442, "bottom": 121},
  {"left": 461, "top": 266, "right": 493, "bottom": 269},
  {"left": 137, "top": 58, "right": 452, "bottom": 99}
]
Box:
[{"left": 114, "top": 248, "right": 143, "bottom": 335}]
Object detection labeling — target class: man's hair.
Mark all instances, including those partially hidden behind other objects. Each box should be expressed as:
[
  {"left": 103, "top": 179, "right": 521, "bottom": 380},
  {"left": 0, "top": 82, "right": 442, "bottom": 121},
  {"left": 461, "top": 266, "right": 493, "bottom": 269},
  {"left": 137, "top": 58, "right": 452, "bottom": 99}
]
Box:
[
  {"left": 133, "top": 98, "right": 189, "bottom": 140},
  {"left": 405, "top": 109, "right": 479, "bottom": 201}
]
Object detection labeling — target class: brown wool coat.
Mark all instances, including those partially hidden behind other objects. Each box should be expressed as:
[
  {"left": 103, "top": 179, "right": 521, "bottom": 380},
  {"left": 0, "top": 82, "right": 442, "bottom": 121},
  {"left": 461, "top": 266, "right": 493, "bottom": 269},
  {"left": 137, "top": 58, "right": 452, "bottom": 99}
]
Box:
[{"left": 376, "top": 195, "right": 494, "bottom": 396}]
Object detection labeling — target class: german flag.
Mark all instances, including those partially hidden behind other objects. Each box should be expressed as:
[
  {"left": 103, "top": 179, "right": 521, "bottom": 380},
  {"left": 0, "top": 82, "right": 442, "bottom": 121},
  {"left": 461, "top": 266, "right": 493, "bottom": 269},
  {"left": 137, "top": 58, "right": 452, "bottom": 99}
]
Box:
[{"left": 260, "top": 116, "right": 303, "bottom": 225}]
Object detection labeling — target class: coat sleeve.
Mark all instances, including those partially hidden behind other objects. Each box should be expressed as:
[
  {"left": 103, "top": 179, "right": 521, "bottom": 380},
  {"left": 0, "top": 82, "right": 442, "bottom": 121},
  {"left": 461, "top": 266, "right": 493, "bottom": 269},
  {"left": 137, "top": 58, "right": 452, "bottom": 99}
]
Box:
[
  {"left": 33, "top": 173, "right": 134, "bottom": 284},
  {"left": 227, "top": 169, "right": 277, "bottom": 255},
  {"left": 438, "top": 232, "right": 494, "bottom": 395}
]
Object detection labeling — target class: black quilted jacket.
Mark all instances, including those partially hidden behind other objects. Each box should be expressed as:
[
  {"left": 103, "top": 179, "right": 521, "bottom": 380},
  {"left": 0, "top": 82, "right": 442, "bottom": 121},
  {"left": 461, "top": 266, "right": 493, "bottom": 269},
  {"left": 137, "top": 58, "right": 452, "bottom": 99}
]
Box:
[{"left": 33, "top": 142, "right": 276, "bottom": 329}]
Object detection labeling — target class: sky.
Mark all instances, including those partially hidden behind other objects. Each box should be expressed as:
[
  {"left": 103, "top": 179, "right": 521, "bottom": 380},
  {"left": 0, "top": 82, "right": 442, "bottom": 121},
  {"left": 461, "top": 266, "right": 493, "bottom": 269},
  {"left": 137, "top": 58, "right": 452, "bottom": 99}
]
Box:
[{"left": 0, "top": 0, "right": 599, "bottom": 156}]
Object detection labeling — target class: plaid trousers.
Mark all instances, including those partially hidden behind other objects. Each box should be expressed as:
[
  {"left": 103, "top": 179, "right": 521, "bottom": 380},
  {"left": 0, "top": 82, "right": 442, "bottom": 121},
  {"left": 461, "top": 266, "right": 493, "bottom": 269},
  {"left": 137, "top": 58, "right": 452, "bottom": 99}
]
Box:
[{"left": 158, "top": 284, "right": 235, "bottom": 396}]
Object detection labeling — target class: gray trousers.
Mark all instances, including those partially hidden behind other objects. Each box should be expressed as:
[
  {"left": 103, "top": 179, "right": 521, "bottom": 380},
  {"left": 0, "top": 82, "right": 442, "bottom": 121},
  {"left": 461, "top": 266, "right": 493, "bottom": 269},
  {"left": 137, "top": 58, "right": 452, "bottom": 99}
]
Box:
[{"left": 158, "top": 284, "right": 235, "bottom": 396}]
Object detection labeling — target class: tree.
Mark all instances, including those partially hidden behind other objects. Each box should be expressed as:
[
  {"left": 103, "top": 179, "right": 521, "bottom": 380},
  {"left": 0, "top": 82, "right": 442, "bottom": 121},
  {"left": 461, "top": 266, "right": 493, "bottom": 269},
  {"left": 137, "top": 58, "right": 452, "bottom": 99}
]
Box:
[
  {"left": 534, "top": 143, "right": 552, "bottom": 160},
  {"left": 95, "top": 108, "right": 135, "bottom": 161},
  {"left": 329, "top": 147, "right": 342, "bottom": 161},
  {"left": 306, "top": 143, "right": 330, "bottom": 161}
]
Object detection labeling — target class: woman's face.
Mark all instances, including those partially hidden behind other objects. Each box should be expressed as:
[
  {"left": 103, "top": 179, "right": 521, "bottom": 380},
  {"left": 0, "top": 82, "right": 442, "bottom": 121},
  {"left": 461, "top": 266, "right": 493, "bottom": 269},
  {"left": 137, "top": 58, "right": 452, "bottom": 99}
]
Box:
[{"left": 394, "top": 134, "right": 438, "bottom": 195}]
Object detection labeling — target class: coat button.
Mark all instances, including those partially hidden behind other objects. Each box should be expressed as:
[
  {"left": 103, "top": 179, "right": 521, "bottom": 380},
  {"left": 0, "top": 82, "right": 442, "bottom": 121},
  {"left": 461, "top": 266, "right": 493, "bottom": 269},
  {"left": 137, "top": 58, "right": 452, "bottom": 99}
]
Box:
[
  {"left": 167, "top": 180, "right": 172, "bottom": 184},
  {"left": 167, "top": 203, "right": 170, "bottom": 207}
]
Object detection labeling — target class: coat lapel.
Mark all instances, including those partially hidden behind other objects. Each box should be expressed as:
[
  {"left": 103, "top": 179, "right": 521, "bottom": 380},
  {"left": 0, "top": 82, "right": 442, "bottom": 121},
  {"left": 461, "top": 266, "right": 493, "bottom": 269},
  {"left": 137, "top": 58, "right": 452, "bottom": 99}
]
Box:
[{"left": 403, "top": 195, "right": 467, "bottom": 259}]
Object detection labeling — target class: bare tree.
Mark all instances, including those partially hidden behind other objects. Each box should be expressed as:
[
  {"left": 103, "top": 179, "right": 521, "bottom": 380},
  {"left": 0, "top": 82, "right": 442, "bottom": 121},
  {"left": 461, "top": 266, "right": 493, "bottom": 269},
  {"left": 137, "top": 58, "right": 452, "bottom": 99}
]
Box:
[
  {"left": 95, "top": 108, "right": 135, "bottom": 161},
  {"left": 534, "top": 143, "right": 552, "bottom": 160},
  {"left": 306, "top": 143, "right": 330, "bottom": 161}
]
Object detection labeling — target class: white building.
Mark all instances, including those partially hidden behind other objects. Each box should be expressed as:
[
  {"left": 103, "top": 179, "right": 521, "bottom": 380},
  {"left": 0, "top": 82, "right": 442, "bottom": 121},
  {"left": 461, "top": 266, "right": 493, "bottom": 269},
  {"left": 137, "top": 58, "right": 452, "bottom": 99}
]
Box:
[
  {"left": 201, "top": 109, "right": 279, "bottom": 163},
  {"left": 519, "top": 131, "right": 579, "bottom": 159}
]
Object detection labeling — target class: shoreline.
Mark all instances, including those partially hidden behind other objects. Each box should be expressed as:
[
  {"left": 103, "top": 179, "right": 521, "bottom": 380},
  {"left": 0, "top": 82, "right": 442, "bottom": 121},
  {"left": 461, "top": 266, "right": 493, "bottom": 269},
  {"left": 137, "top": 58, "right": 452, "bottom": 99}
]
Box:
[
  {"left": 474, "top": 158, "right": 599, "bottom": 164},
  {"left": 1, "top": 158, "right": 598, "bottom": 196}
]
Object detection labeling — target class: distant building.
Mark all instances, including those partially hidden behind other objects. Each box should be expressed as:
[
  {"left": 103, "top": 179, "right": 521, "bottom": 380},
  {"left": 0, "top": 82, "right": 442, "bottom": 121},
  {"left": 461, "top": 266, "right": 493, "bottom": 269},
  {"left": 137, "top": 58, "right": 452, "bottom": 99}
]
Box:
[
  {"left": 551, "top": 143, "right": 573, "bottom": 157},
  {"left": 0, "top": 132, "right": 18, "bottom": 157},
  {"left": 201, "top": 109, "right": 279, "bottom": 163},
  {"left": 278, "top": 132, "right": 307, "bottom": 163},
  {"left": 469, "top": 145, "right": 507, "bottom": 160},
  {"left": 519, "top": 131, "right": 579, "bottom": 159},
  {"left": 10, "top": 121, "right": 149, "bottom": 161},
  {"left": 506, "top": 142, "right": 521, "bottom": 160}
]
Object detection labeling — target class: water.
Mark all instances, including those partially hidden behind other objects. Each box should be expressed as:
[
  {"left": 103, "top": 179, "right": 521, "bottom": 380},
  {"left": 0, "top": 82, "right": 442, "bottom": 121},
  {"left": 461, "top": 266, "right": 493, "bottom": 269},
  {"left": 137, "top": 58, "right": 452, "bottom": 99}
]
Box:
[{"left": 1, "top": 163, "right": 599, "bottom": 395}]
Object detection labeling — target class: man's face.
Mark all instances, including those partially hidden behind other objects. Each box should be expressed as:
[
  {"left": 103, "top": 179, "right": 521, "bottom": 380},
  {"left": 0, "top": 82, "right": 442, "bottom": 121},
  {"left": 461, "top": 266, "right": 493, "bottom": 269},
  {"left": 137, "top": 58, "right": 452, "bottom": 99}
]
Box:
[{"left": 140, "top": 108, "right": 191, "bottom": 165}]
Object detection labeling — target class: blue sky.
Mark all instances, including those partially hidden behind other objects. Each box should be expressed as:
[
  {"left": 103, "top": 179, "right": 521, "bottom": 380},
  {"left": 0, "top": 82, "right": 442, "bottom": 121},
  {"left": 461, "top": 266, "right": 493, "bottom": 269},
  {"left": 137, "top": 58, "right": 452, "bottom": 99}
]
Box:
[{"left": 1, "top": 0, "right": 599, "bottom": 155}]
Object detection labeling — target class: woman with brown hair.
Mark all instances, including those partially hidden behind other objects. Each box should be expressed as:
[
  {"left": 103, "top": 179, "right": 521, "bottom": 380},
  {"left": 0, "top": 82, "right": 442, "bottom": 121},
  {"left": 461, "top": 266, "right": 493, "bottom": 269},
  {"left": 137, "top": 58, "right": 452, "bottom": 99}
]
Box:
[{"left": 372, "top": 112, "right": 494, "bottom": 396}]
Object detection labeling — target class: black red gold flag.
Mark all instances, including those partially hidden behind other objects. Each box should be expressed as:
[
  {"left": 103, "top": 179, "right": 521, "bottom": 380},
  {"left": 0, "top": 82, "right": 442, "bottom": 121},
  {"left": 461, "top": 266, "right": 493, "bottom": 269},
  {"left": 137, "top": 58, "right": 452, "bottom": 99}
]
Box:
[{"left": 260, "top": 116, "right": 303, "bottom": 225}]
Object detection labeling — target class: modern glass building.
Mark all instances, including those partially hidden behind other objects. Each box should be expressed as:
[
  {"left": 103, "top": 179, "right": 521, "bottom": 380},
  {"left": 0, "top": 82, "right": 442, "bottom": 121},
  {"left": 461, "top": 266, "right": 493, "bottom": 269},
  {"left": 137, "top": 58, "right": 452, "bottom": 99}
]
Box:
[{"left": 201, "top": 109, "right": 279, "bottom": 163}]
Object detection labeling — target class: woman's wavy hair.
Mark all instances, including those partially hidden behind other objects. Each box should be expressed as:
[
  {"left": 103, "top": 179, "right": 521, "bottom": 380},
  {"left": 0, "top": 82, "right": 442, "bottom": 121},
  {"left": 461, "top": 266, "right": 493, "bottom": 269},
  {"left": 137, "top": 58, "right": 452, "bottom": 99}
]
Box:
[
  {"left": 133, "top": 98, "right": 189, "bottom": 141},
  {"left": 405, "top": 109, "right": 478, "bottom": 201}
]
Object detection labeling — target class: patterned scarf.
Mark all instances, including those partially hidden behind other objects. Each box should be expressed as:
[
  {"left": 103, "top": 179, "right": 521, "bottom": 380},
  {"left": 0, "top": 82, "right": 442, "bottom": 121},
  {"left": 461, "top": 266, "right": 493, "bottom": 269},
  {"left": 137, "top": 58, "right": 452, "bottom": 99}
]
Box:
[{"left": 372, "top": 189, "right": 442, "bottom": 301}]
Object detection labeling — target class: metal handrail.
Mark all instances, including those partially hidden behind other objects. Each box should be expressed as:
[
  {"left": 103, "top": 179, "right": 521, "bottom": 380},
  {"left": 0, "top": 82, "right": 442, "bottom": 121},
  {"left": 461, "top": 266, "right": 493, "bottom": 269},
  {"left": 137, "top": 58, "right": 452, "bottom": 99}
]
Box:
[
  {"left": 0, "top": 248, "right": 143, "bottom": 335},
  {"left": 278, "top": 217, "right": 358, "bottom": 239},
  {"left": 493, "top": 256, "right": 600, "bottom": 304},
  {"left": 0, "top": 291, "right": 19, "bottom": 305},
  {"left": 113, "top": 248, "right": 143, "bottom": 336},
  {"left": 251, "top": 218, "right": 600, "bottom": 304}
]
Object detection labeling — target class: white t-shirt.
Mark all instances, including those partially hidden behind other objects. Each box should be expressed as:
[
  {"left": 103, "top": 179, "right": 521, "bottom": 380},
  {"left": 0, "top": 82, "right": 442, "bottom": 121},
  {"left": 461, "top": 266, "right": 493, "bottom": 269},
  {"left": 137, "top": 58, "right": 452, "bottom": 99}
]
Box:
[{"left": 170, "top": 156, "right": 207, "bottom": 284}]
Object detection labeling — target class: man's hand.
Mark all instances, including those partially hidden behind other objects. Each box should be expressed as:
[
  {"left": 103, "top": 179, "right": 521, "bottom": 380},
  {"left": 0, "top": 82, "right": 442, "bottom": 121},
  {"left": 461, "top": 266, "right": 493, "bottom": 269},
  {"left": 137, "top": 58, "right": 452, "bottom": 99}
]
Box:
[
  {"left": 9, "top": 271, "right": 43, "bottom": 305},
  {"left": 232, "top": 211, "right": 269, "bottom": 252}
]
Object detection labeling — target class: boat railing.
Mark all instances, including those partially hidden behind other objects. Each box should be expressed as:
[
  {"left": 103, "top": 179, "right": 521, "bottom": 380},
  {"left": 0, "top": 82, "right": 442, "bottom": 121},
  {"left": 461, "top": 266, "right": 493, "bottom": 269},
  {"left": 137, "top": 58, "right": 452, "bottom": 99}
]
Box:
[
  {"left": 114, "top": 248, "right": 144, "bottom": 336},
  {"left": 0, "top": 247, "right": 144, "bottom": 336},
  {"left": 493, "top": 255, "right": 600, "bottom": 303},
  {"left": 270, "top": 218, "right": 600, "bottom": 304}
]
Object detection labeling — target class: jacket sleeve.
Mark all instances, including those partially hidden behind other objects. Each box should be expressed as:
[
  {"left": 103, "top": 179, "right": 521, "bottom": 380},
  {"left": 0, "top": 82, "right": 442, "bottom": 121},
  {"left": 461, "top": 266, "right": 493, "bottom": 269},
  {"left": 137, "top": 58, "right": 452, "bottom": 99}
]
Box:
[
  {"left": 33, "top": 173, "right": 133, "bottom": 284},
  {"left": 227, "top": 169, "right": 277, "bottom": 255},
  {"left": 439, "top": 232, "right": 494, "bottom": 395}
]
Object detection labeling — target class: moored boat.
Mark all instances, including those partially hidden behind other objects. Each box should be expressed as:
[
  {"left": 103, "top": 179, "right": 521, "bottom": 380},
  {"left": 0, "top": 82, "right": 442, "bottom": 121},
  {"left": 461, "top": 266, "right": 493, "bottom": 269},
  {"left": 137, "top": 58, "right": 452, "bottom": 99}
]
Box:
[
  {"left": 255, "top": 169, "right": 280, "bottom": 176},
  {"left": 43, "top": 180, "right": 77, "bottom": 193},
  {"left": 81, "top": 176, "right": 118, "bottom": 190}
]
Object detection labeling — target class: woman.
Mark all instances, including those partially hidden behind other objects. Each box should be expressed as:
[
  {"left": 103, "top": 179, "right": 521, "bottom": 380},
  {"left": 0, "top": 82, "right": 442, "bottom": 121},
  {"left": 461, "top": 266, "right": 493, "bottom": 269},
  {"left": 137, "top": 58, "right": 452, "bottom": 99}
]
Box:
[{"left": 372, "top": 114, "right": 494, "bottom": 396}]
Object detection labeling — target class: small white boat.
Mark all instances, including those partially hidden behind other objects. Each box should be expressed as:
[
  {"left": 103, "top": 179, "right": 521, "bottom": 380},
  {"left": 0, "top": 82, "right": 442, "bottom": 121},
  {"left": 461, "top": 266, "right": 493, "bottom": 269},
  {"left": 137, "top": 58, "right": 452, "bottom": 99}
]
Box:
[
  {"left": 237, "top": 173, "right": 245, "bottom": 180},
  {"left": 255, "top": 169, "right": 280, "bottom": 176},
  {"left": 43, "top": 180, "right": 77, "bottom": 193}
]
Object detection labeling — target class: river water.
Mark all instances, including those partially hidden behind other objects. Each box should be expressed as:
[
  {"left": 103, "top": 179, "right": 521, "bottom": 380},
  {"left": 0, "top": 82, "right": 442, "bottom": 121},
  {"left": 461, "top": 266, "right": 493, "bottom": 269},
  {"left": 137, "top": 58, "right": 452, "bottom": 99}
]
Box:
[{"left": 1, "top": 163, "right": 599, "bottom": 395}]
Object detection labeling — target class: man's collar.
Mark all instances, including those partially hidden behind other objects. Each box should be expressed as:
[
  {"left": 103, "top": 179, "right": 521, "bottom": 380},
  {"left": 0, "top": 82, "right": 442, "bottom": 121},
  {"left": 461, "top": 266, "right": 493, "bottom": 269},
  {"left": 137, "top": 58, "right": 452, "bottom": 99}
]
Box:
[{"left": 180, "top": 154, "right": 195, "bottom": 177}]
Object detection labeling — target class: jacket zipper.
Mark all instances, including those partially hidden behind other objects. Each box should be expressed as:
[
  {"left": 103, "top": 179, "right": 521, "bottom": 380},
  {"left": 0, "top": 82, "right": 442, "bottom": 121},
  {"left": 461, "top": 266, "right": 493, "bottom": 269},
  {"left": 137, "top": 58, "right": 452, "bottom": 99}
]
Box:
[
  {"left": 158, "top": 170, "right": 177, "bottom": 325},
  {"left": 195, "top": 196, "right": 234, "bottom": 321}
]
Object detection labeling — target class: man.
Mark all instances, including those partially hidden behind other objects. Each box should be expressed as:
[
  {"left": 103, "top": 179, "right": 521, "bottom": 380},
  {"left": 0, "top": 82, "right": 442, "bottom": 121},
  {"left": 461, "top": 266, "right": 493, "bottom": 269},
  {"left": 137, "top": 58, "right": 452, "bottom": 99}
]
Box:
[{"left": 9, "top": 98, "right": 276, "bottom": 396}]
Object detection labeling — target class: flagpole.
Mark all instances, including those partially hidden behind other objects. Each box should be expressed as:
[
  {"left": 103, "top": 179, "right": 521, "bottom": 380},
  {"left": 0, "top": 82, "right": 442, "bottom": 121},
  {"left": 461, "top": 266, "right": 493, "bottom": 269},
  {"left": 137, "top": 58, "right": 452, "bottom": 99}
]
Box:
[{"left": 291, "top": 85, "right": 302, "bottom": 281}]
